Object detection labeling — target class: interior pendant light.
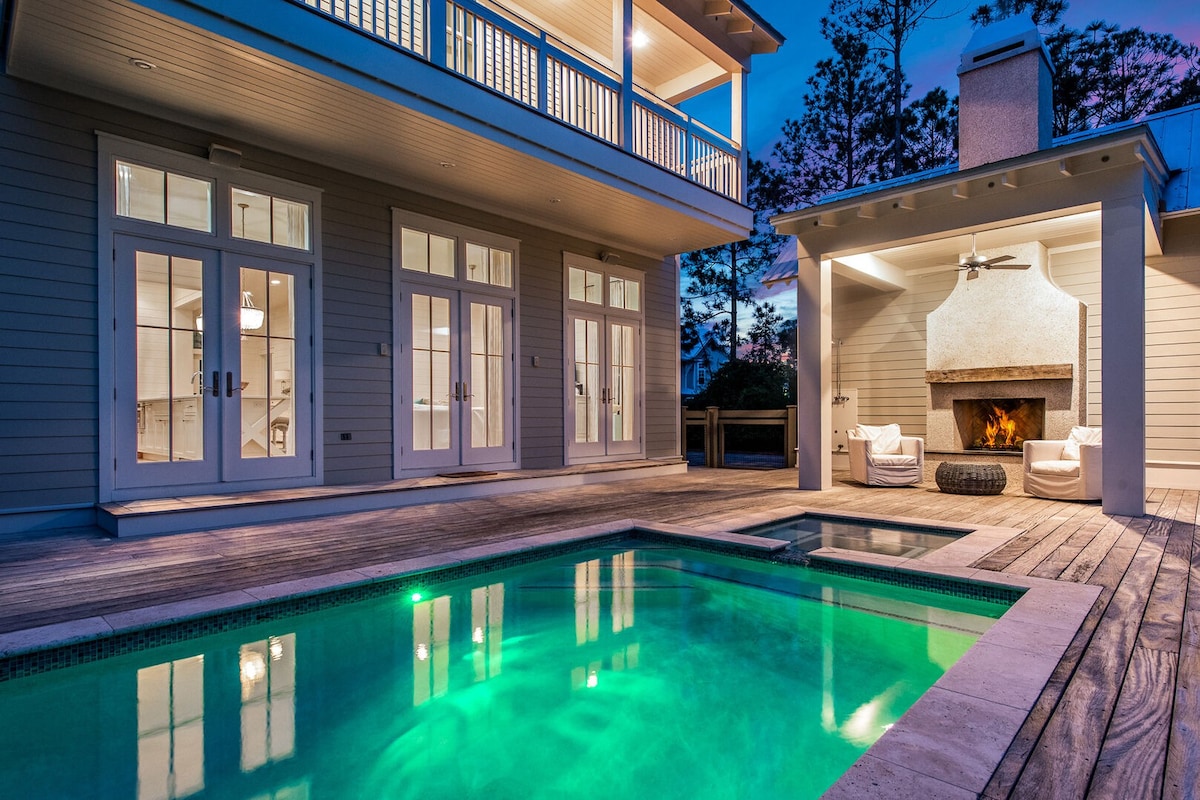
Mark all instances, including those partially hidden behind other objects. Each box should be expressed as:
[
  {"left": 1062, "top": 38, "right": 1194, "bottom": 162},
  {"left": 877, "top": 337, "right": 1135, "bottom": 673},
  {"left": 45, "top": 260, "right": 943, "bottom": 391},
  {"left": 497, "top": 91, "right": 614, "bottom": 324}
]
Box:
[{"left": 240, "top": 291, "right": 265, "bottom": 331}]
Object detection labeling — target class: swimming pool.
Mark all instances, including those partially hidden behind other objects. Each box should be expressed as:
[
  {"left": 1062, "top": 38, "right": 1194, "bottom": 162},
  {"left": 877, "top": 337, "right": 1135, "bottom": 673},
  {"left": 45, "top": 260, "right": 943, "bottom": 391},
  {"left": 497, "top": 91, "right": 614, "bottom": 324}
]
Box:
[
  {"left": 0, "top": 536, "right": 1010, "bottom": 800},
  {"left": 739, "top": 513, "right": 963, "bottom": 558}
]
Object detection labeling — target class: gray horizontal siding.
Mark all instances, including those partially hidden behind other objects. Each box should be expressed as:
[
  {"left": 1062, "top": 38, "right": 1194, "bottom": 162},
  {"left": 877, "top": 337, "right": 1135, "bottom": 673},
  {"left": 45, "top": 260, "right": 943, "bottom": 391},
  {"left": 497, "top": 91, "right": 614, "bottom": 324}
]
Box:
[
  {"left": 643, "top": 255, "right": 680, "bottom": 459},
  {"left": 0, "top": 70, "right": 688, "bottom": 515},
  {"left": 1145, "top": 216, "right": 1200, "bottom": 464},
  {"left": 833, "top": 274, "right": 949, "bottom": 438},
  {"left": 0, "top": 79, "right": 100, "bottom": 510}
]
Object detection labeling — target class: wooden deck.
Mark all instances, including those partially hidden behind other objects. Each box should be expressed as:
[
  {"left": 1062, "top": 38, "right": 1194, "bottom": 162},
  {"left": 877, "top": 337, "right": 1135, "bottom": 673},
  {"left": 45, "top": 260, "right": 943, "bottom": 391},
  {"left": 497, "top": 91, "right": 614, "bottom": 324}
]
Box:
[{"left": 1, "top": 468, "right": 1197, "bottom": 799}]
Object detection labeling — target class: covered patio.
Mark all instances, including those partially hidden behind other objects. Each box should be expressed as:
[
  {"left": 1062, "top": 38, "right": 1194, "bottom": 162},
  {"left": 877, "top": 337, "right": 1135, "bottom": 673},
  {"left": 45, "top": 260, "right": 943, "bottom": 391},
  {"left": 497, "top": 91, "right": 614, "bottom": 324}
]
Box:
[{"left": 1, "top": 468, "right": 1196, "bottom": 798}]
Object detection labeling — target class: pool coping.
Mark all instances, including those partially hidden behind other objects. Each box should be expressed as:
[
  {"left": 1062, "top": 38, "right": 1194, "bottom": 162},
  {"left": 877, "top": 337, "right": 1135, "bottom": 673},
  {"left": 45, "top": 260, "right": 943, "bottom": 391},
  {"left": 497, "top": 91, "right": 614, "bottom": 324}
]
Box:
[
  {"left": 715, "top": 505, "right": 1101, "bottom": 798},
  {"left": 0, "top": 513, "right": 1100, "bottom": 799}
]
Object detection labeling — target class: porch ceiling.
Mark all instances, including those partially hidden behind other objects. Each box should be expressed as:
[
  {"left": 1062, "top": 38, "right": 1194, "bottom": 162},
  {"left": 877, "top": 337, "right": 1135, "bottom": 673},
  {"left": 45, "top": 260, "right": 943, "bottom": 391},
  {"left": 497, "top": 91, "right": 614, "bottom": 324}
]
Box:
[
  {"left": 5, "top": 0, "right": 752, "bottom": 257},
  {"left": 772, "top": 130, "right": 1169, "bottom": 295}
]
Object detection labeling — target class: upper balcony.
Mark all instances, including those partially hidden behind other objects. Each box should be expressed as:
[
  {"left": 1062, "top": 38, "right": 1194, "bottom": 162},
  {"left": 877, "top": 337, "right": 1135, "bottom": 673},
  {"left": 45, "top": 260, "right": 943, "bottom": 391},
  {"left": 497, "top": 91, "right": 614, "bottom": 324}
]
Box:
[{"left": 4, "top": 0, "right": 783, "bottom": 254}]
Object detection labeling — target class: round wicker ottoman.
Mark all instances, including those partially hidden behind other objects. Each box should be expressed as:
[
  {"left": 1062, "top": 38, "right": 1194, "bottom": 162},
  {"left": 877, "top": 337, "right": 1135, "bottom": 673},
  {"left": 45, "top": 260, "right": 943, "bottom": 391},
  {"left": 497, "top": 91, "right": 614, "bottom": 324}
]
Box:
[{"left": 935, "top": 462, "right": 1007, "bottom": 495}]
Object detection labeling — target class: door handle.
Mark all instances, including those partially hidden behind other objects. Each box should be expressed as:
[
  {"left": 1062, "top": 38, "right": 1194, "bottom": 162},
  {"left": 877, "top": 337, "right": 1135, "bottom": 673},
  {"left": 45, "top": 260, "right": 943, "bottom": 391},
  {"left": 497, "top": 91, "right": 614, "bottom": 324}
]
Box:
[
  {"left": 225, "top": 372, "right": 245, "bottom": 398},
  {"left": 212, "top": 371, "right": 220, "bottom": 398}
]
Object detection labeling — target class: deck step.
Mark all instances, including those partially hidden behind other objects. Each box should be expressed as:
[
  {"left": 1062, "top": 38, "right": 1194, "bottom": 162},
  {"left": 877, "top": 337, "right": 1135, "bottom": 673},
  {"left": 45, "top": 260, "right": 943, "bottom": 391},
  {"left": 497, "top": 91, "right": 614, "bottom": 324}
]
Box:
[{"left": 97, "top": 461, "right": 687, "bottom": 537}]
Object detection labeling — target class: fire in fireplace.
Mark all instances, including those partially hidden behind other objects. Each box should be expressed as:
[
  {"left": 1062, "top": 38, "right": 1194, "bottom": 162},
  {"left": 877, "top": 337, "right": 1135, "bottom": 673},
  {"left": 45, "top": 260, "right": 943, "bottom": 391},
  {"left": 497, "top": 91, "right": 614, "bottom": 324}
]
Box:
[{"left": 954, "top": 398, "right": 1045, "bottom": 452}]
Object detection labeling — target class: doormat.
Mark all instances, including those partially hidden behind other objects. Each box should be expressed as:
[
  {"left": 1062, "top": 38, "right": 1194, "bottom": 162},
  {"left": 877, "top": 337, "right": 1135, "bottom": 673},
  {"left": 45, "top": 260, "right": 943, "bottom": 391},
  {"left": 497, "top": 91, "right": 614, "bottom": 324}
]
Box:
[{"left": 436, "top": 471, "right": 499, "bottom": 478}]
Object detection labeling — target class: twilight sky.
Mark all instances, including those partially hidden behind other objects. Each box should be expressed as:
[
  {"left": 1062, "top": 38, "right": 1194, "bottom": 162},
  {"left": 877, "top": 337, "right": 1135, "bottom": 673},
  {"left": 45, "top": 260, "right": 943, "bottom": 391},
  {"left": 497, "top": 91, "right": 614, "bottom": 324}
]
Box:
[{"left": 735, "top": 0, "right": 1200, "bottom": 157}]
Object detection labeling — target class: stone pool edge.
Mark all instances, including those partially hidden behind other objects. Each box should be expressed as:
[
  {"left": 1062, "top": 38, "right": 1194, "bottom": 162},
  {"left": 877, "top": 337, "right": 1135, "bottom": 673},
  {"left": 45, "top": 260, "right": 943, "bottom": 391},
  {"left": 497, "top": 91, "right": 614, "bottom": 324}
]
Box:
[
  {"left": 0, "top": 511, "right": 1099, "bottom": 800},
  {"left": 0, "top": 517, "right": 786, "bottom": 664},
  {"left": 809, "top": 548, "right": 1100, "bottom": 799},
  {"left": 700, "top": 504, "right": 1102, "bottom": 798}
]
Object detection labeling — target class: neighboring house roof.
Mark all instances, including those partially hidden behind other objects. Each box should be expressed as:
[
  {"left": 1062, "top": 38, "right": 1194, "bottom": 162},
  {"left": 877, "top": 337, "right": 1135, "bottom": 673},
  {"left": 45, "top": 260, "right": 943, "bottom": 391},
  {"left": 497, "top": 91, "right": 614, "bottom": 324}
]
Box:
[{"left": 682, "top": 334, "right": 729, "bottom": 364}]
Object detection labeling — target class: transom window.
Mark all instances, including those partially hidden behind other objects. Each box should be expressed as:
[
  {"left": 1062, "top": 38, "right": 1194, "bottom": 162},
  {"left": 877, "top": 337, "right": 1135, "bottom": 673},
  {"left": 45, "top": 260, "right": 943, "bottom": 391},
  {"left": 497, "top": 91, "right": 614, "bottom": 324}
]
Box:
[
  {"left": 568, "top": 265, "right": 641, "bottom": 313},
  {"left": 111, "top": 151, "right": 316, "bottom": 254},
  {"left": 608, "top": 275, "right": 640, "bottom": 311},
  {"left": 116, "top": 160, "right": 212, "bottom": 232},
  {"left": 231, "top": 188, "right": 311, "bottom": 251},
  {"left": 466, "top": 242, "right": 513, "bottom": 288},
  {"left": 401, "top": 228, "right": 456, "bottom": 278},
  {"left": 394, "top": 211, "right": 518, "bottom": 293}
]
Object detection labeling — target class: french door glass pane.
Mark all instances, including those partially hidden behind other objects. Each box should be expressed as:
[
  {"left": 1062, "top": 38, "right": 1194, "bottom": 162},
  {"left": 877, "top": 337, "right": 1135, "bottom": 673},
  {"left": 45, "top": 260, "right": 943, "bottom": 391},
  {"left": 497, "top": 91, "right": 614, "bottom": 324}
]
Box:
[
  {"left": 469, "top": 302, "right": 505, "bottom": 448},
  {"left": 412, "top": 294, "right": 453, "bottom": 451},
  {"left": 135, "top": 252, "right": 204, "bottom": 463},
  {"left": 573, "top": 318, "right": 600, "bottom": 444},
  {"left": 239, "top": 268, "right": 296, "bottom": 459},
  {"left": 611, "top": 324, "right": 636, "bottom": 442}
]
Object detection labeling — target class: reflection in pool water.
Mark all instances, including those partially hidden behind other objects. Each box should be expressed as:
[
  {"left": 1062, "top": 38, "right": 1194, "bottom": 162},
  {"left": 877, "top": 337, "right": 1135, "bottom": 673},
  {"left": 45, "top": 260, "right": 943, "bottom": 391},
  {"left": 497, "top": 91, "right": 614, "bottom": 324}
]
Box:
[{"left": 0, "top": 541, "right": 1005, "bottom": 800}]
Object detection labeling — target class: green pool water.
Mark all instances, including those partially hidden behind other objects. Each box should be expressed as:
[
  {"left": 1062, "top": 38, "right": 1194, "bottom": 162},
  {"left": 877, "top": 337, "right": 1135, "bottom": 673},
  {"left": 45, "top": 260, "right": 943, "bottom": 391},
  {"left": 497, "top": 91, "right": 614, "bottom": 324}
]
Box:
[
  {"left": 0, "top": 539, "right": 1006, "bottom": 800},
  {"left": 742, "top": 514, "right": 962, "bottom": 558}
]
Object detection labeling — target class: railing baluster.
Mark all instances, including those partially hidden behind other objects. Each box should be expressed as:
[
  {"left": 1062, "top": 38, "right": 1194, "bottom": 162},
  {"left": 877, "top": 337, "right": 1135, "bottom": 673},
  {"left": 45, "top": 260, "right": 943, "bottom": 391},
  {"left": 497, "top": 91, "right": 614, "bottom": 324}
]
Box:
[{"left": 293, "top": 0, "right": 740, "bottom": 199}]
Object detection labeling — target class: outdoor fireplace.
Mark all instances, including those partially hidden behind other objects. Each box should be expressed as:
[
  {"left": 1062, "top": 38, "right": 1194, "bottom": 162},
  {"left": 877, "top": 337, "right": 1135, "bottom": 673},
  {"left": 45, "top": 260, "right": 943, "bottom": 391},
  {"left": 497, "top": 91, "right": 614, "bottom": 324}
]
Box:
[
  {"left": 924, "top": 240, "right": 1087, "bottom": 452},
  {"left": 954, "top": 398, "right": 1045, "bottom": 451}
]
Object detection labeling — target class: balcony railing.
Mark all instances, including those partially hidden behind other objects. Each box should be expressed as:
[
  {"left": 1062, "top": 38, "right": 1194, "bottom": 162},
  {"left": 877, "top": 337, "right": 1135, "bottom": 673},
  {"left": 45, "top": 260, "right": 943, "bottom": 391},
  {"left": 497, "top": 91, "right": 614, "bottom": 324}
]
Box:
[{"left": 296, "top": 0, "right": 742, "bottom": 201}]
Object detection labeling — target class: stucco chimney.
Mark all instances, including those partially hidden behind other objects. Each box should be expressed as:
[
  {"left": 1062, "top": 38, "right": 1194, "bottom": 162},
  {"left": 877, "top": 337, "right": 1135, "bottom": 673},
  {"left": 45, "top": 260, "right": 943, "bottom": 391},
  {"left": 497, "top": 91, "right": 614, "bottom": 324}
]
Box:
[{"left": 957, "top": 17, "right": 1053, "bottom": 170}]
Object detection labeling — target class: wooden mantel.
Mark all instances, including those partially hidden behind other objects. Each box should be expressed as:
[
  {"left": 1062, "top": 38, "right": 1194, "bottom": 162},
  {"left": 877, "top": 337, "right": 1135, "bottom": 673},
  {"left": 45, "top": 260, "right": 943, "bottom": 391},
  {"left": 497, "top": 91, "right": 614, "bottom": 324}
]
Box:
[{"left": 925, "top": 364, "right": 1074, "bottom": 384}]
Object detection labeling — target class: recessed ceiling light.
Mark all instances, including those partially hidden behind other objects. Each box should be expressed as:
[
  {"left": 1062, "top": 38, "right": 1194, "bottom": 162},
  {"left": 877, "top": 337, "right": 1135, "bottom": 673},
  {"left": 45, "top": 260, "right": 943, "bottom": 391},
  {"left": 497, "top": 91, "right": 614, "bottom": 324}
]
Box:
[
  {"left": 632, "top": 30, "right": 650, "bottom": 48},
  {"left": 129, "top": 58, "right": 156, "bottom": 70}
]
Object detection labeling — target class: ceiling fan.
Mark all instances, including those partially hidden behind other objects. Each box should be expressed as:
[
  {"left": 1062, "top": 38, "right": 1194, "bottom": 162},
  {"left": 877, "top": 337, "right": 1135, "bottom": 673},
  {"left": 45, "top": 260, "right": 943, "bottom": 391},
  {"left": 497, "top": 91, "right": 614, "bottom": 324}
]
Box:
[{"left": 947, "top": 234, "right": 1030, "bottom": 280}]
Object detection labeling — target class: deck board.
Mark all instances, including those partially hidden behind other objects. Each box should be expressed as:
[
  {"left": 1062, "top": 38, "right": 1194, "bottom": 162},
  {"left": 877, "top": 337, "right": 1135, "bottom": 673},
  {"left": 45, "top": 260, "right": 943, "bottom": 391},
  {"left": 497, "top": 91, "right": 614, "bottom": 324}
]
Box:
[{"left": 0, "top": 467, "right": 1198, "bottom": 799}]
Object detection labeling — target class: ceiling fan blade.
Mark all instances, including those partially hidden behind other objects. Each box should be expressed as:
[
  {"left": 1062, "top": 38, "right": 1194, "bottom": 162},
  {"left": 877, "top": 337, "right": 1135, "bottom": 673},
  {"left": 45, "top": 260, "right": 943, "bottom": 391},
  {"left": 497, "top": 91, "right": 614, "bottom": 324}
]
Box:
[
  {"left": 980, "top": 254, "right": 1015, "bottom": 266},
  {"left": 984, "top": 263, "right": 1030, "bottom": 270}
]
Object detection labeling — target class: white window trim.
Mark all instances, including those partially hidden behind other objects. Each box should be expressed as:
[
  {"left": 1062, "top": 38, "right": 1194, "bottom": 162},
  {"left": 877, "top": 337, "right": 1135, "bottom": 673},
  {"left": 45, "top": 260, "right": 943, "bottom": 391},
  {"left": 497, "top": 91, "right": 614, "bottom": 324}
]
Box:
[
  {"left": 562, "top": 252, "right": 646, "bottom": 464},
  {"left": 391, "top": 208, "right": 520, "bottom": 295},
  {"left": 390, "top": 208, "right": 521, "bottom": 478},
  {"left": 96, "top": 132, "right": 325, "bottom": 501}
]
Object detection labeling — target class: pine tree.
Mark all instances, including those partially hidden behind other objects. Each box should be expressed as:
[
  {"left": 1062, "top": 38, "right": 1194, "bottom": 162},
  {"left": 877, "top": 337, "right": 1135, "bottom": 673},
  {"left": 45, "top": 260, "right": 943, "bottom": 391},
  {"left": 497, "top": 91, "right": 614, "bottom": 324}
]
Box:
[
  {"left": 971, "top": 1, "right": 1200, "bottom": 135},
  {"left": 679, "top": 158, "right": 784, "bottom": 361},
  {"left": 763, "top": 20, "right": 890, "bottom": 212},
  {"left": 831, "top": 0, "right": 951, "bottom": 178}
]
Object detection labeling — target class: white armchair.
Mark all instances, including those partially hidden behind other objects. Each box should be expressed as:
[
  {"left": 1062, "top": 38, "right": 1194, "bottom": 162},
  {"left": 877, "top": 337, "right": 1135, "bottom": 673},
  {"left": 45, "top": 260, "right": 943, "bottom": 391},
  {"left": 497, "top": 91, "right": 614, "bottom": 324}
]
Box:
[
  {"left": 847, "top": 424, "right": 924, "bottom": 487},
  {"left": 1023, "top": 426, "right": 1102, "bottom": 500}
]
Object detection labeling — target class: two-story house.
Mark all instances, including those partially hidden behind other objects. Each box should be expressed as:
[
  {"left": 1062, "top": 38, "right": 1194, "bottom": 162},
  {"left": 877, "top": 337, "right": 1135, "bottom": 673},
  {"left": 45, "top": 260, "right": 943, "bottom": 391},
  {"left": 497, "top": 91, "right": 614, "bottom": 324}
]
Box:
[{"left": 0, "top": 0, "right": 783, "bottom": 536}]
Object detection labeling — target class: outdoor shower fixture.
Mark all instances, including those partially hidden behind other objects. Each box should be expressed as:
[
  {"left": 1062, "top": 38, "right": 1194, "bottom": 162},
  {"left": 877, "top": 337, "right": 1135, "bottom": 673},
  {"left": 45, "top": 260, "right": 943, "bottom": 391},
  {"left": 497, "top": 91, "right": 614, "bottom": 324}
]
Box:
[{"left": 833, "top": 339, "right": 850, "bottom": 405}]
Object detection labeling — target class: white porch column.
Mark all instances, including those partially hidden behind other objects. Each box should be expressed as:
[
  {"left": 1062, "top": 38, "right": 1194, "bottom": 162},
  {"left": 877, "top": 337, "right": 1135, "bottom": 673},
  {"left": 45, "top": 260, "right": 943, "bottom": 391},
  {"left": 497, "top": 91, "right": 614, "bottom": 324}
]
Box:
[
  {"left": 795, "top": 243, "right": 832, "bottom": 490},
  {"left": 731, "top": 70, "right": 747, "bottom": 200},
  {"left": 1100, "top": 191, "right": 1147, "bottom": 516},
  {"left": 618, "top": 0, "right": 634, "bottom": 151}
]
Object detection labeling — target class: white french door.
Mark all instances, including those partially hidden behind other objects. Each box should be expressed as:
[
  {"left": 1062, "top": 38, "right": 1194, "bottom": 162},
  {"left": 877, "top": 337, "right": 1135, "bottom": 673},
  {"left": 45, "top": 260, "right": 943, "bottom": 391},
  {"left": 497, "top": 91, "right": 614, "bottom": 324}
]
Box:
[
  {"left": 114, "top": 235, "right": 313, "bottom": 491},
  {"left": 568, "top": 312, "right": 642, "bottom": 461},
  {"left": 399, "top": 286, "right": 514, "bottom": 471}
]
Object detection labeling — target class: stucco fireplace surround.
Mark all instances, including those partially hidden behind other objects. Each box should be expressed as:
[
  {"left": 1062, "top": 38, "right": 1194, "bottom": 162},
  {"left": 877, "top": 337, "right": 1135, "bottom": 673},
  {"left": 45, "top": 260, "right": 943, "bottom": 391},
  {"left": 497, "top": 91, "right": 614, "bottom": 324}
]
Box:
[{"left": 926, "top": 241, "right": 1087, "bottom": 454}]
